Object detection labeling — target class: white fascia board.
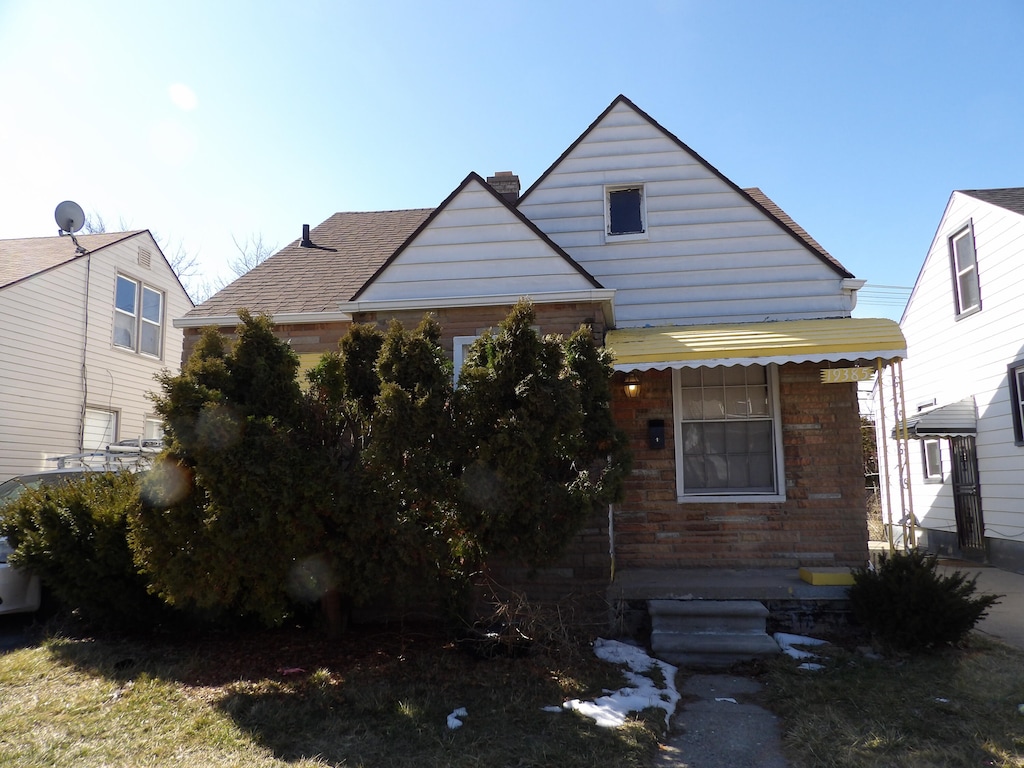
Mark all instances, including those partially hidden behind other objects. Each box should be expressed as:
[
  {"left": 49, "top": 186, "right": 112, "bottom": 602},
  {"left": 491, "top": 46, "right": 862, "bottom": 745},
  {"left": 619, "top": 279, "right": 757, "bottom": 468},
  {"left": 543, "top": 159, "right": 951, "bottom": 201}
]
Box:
[
  {"left": 173, "top": 310, "right": 355, "bottom": 329},
  {"left": 339, "top": 290, "right": 617, "bottom": 324}
]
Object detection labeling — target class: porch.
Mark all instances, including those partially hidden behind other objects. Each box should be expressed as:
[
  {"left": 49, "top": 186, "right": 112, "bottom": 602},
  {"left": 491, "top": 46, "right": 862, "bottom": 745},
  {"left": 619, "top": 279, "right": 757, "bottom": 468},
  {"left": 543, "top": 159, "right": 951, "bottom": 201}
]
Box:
[{"left": 608, "top": 567, "right": 856, "bottom": 664}]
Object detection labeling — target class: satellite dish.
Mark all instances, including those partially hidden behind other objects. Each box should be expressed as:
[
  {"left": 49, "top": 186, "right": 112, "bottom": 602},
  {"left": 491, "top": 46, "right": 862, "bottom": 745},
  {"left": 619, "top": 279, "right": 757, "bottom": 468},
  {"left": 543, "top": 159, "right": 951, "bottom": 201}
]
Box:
[{"left": 55, "top": 200, "right": 86, "bottom": 234}]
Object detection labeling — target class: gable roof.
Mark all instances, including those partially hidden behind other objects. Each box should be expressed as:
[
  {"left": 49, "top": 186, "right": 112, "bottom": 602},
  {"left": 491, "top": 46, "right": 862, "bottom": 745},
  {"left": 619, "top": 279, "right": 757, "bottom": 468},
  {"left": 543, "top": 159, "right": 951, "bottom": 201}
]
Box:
[
  {"left": 518, "top": 94, "right": 854, "bottom": 279},
  {"left": 0, "top": 231, "right": 143, "bottom": 290},
  {"left": 959, "top": 188, "right": 1024, "bottom": 217},
  {"left": 350, "top": 172, "right": 602, "bottom": 301},
  {"left": 184, "top": 208, "right": 433, "bottom": 319}
]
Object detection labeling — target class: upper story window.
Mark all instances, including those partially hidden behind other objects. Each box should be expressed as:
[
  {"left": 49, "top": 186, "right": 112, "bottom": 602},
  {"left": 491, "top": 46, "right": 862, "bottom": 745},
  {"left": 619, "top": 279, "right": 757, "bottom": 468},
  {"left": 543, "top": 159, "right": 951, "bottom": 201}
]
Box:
[
  {"left": 605, "top": 185, "right": 647, "bottom": 241},
  {"left": 949, "top": 223, "right": 980, "bottom": 317},
  {"left": 114, "top": 275, "right": 164, "bottom": 358},
  {"left": 672, "top": 364, "right": 785, "bottom": 502}
]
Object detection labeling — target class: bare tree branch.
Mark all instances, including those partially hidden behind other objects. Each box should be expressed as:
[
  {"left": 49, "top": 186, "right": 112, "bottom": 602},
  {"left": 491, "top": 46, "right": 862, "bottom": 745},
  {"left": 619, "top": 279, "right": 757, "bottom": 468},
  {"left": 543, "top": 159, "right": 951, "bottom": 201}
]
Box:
[{"left": 229, "top": 233, "right": 276, "bottom": 277}]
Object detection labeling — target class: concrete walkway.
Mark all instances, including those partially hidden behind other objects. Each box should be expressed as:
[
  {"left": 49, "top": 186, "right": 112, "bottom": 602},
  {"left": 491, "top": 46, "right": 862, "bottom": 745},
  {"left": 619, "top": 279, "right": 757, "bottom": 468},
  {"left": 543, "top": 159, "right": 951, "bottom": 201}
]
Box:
[
  {"left": 654, "top": 674, "right": 789, "bottom": 768},
  {"left": 937, "top": 559, "right": 1024, "bottom": 650},
  {"left": 651, "top": 559, "right": 1024, "bottom": 767}
]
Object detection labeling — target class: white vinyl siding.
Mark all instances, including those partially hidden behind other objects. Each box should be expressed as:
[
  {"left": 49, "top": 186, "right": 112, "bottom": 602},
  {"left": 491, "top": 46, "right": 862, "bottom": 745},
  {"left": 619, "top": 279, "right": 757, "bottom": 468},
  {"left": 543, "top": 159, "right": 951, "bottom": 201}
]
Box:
[
  {"left": 881, "top": 191, "right": 1024, "bottom": 544},
  {"left": 357, "top": 179, "right": 598, "bottom": 303},
  {"left": 518, "top": 102, "right": 853, "bottom": 327},
  {"left": 0, "top": 232, "right": 191, "bottom": 481}
]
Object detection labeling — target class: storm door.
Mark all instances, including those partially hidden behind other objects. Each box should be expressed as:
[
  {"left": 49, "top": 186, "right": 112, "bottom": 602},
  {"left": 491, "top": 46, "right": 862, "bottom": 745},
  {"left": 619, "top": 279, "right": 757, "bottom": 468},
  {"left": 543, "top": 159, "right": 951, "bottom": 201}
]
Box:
[{"left": 948, "top": 435, "right": 984, "bottom": 552}]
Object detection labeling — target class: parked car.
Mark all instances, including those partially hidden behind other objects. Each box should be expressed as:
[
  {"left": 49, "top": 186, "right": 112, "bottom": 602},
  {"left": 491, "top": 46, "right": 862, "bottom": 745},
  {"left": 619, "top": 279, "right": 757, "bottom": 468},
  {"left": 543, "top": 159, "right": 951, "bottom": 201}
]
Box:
[
  {"left": 0, "top": 468, "right": 98, "bottom": 616},
  {"left": 0, "top": 442, "right": 163, "bottom": 615}
]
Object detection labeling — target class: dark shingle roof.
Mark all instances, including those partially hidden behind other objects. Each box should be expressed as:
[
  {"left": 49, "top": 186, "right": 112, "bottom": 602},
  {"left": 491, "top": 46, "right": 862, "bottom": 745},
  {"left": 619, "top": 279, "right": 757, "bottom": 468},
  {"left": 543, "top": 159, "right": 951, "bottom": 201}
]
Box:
[
  {"left": 742, "top": 188, "right": 849, "bottom": 275},
  {"left": 960, "top": 188, "right": 1024, "bottom": 217},
  {"left": 186, "top": 208, "right": 433, "bottom": 319},
  {"left": 0, "top": 231, "right": 143, "bottom": 289}
]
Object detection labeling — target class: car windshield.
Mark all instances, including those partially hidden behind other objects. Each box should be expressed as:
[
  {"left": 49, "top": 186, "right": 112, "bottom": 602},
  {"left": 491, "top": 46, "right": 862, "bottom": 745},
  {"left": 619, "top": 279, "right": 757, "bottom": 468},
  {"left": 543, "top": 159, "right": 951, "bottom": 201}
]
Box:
[{"left": 0, "top": 471, "right": 92, "bottom": 507}]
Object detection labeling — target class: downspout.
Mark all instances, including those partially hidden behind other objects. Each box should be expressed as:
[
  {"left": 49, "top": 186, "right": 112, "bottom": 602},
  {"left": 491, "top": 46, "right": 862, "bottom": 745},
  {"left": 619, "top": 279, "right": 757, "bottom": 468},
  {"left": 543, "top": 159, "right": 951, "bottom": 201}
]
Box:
[
  {"left": 608, "top": 502, "right": 616, "bottom": 582},
  {"left": 79, "top": 251, "right": 92, "bottom": 451}
]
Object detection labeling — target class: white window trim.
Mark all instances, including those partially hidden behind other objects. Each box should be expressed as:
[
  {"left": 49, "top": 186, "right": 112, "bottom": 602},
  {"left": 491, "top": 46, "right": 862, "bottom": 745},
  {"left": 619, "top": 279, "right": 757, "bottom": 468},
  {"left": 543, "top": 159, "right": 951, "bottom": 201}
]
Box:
[
  {"left": 671, "top": 364, "right": 786, "bottom": 503},
  {"left": 603, "top": 184, "right": 649, "bottom": 243},
  {"left": 114, "top": 274, "right": 165, "bottom": 360},
  {"left": 922, "top": 437, "right": 944, "bottom": 483},
  {"left": 453, "top": 335, "right": 481, "bottom": 386},
  {"left": 949, "top": 222, "right": 980, "bottom": 317}
]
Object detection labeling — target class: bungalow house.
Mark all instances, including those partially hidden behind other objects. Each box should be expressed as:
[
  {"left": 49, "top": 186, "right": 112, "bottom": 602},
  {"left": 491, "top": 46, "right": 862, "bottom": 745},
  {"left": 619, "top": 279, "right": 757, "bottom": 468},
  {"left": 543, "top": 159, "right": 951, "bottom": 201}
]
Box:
[
  {"left": 177, "top": 96, "right": 905, "bottom": 650},
  {"left": 877, "top": 188, "right": 1024, "bottom": 573},
  {"left": 0, "top": 231, "right": 193, "bottom": 481}
]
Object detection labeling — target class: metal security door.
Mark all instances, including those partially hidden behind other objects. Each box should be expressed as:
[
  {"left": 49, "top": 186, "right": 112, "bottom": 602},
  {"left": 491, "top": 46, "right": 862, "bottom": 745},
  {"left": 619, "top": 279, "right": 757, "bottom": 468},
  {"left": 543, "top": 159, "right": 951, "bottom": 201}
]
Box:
[{"left": 949, "top": 436, "right": 984, "bottom": 551}]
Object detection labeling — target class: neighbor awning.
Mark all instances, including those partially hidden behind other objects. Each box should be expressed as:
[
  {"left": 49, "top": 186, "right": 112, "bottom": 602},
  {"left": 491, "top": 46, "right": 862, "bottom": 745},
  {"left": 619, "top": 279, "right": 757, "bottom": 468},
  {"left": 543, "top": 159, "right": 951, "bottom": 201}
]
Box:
[
  {"left": 605, "top": 317, "right": 907, "bottom": 370},
  {"left": 893, "top": 397, "right": 977, "bottom": 439}
]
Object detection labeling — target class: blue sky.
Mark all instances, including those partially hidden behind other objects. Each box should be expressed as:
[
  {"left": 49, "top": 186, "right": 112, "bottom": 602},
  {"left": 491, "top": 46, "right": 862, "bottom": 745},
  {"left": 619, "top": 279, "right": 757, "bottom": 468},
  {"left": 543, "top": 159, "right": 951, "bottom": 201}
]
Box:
[{"left": 2, "top": 1, "right": 1022, "bottom": 318}]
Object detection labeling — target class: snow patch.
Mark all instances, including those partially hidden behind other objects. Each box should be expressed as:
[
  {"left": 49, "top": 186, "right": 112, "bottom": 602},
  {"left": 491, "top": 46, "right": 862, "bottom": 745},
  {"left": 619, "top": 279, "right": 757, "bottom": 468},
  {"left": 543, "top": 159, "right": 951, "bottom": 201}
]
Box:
[{"left": 554, "top": 638, "right": 680, "bottom": 728}]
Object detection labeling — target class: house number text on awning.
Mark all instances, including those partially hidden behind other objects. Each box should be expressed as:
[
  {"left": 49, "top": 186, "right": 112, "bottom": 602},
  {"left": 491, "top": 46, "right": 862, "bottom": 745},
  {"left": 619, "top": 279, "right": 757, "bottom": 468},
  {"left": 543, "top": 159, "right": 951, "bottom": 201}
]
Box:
[{"left": 820, "top": 367, "right": 875, "bottom": 384}]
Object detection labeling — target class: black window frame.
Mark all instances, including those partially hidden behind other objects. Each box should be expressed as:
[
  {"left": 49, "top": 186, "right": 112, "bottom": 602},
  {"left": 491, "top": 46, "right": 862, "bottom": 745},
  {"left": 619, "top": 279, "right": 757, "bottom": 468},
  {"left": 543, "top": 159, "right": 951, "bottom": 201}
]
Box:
[
  {"left": 949, "top": 220, "right": 981, "bottom": 319},
  {"left": 606, "top": 185, "right": 646, "bottom": 237},
  {"left": 1008, "top": 358, "right": 1024, "bottom": 446}
]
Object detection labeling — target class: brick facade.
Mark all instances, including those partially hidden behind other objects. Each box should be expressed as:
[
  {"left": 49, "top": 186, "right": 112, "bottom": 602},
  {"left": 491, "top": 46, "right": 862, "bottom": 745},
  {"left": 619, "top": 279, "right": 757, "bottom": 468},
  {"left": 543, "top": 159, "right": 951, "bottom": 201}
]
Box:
[
  {"left": 609, "top": 364, "right": 868, "bottom": 571},
  {"left": 180, "top": 302, "right": 608, "bottom": 365}
]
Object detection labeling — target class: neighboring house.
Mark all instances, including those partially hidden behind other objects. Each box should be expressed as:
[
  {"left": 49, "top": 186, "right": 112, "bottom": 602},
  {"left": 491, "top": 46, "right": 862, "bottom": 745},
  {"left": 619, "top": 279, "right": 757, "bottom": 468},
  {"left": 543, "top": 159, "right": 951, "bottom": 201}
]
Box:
[
  {"left": 0, "top": 231, "right": 193, "bottom": 481},
  {"left": 177, "top": 95, "right": 905, "bottom": 604},
  {"left": 878, "top": 188, "right": 1024, "bottom": 572}
]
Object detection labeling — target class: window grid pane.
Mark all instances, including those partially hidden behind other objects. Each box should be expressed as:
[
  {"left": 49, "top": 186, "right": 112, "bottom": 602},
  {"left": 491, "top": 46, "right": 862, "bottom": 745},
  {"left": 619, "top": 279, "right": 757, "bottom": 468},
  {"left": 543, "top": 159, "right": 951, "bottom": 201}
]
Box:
[
  {"left": 679, "top": 365, "right": 776, "bottom": 493},
  {"left": 608, "top": 187, "right": 643, "bottom": 235},
  {"left": 952, "top": 229, "right": 980, "bottom": 313}
]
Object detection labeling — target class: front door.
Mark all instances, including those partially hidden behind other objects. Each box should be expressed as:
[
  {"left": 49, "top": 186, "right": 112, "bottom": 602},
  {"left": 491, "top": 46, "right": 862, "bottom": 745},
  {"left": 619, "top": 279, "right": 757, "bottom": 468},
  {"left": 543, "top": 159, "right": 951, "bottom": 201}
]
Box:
[{"left": 949, "top": 435, "right": 985, "bottom": 553}]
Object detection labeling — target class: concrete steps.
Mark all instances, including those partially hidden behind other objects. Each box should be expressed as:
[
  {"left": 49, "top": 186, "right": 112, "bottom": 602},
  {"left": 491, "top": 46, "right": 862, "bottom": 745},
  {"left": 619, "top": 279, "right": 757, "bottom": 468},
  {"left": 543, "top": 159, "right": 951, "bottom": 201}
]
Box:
[{"left": 649, "top": 599, "right": 781, "bottom": 668}]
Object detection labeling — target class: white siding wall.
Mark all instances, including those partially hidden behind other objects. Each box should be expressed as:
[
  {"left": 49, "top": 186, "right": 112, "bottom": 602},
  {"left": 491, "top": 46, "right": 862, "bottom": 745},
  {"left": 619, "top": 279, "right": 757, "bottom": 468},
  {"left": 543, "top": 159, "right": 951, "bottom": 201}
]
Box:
[
  {"left": 0, "top": 233, "right": 190, "bottom": 480},
  {"left": 359, "top": 180, "right": 597, "bottom": 302},
  {"left": 883, "top": 193, "right": 1024, "bottom": 543},
  {"left": 0, "top": 258, "right": 90, "bottom": 478},
  {"left": 518, "top": 102, "right": 852, "bottom": 327}
]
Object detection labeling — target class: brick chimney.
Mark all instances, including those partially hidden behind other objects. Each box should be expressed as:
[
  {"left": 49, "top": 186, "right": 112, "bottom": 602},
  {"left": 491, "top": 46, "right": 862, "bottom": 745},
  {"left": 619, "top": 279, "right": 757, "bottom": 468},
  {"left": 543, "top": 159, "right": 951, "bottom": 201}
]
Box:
[{"left": 486, "top": 171, "right": 520, "bottom": 204}]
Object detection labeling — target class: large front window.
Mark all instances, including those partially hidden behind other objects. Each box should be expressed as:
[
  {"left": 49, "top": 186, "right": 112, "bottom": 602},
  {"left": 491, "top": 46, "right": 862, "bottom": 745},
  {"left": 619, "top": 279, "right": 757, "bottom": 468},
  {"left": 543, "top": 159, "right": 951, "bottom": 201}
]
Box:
[
  {"left": 114, "top": 275, "right": 163, "bottom": 357},
  {"left": 673, "top": 364, "right": 783, "bottom": 500}
]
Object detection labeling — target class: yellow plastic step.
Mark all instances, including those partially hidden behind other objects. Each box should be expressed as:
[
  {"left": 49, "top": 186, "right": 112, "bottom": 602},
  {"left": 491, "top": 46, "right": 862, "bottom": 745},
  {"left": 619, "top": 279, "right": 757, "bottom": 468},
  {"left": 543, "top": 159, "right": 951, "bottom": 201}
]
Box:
[{"left": 798, "top": 567, "right": 855, "bottom": 586}]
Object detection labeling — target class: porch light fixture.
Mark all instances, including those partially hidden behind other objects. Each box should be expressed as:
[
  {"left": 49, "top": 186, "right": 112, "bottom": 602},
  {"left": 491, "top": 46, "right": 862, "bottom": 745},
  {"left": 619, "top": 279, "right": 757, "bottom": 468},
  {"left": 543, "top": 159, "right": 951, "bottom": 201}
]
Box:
[{"left": 624, "top": 372, "right": 641, "bottom": 399}]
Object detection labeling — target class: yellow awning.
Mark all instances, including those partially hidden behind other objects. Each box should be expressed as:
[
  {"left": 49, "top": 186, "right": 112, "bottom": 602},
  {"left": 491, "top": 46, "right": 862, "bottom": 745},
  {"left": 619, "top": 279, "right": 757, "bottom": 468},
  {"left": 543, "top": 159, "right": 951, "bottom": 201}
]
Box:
[{"left": 605, "top": 317, "right": 906, "bottom": 370}]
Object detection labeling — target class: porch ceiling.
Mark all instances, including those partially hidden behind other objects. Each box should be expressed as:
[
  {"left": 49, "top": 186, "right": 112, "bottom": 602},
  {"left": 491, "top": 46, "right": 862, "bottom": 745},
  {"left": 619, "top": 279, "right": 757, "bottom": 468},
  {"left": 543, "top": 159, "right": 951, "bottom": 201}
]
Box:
[{"left": 605, "top": 317, "right": 907, "bottom": 371}]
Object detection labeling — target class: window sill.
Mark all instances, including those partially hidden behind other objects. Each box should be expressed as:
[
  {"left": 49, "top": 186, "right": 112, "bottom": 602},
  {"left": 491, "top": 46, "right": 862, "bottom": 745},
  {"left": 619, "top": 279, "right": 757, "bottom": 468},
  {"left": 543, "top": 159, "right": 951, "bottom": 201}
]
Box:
[
  {"left": 678, "top": 492, "right": 786, "bottom": 504},
  {"left": 604, "top": 231, "right": 648, "bottom": 244}
]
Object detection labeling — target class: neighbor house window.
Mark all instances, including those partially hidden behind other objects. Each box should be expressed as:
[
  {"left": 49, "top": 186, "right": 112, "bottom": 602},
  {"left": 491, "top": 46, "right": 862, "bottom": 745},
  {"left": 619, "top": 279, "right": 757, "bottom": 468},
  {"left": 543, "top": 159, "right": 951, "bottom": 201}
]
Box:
[
  {"left": 1009, "top": 360, "right": 1024, "bottom": 445},
  {"left": 922, "top": 438, "right": 943, "bottom": 482},
  {"left": 605, "top": 185, "right": 647, "bottom": 240},
  {"left": 673, "top": 364, "right": 784, "bottom": 500},
  {"left": 143, "top": 417, "right": 164, "bottom": 442},
  {"left": 114, "top": 275, "right": 164, "bottom": 357},
  {"left": 949, "top": 223, "right": 980, "bottom": 317},
  {"left": 84, "top": 408, "right": 118, "bottom": 451}
]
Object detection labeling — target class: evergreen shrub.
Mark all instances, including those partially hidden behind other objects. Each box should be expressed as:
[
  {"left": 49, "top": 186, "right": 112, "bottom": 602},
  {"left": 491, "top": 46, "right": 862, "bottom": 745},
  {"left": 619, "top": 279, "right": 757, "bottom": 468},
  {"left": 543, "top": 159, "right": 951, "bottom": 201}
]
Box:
[
  {"left": 0, "top": 471, "right": 173, "bottom": 629},
  {"left": 849, "top": 548, "right": 1000, "bottom": 652}
]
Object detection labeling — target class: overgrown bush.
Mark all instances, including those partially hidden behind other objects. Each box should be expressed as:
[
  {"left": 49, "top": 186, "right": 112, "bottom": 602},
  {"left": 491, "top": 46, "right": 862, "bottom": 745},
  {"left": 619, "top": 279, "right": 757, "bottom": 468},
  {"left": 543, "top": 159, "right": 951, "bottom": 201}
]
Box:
[
  {"left": 849, "top": 548, "right": 1000, "bottom": 652},
  {"left": 0, "top": 471, "right": 175, "bottom": 629}
]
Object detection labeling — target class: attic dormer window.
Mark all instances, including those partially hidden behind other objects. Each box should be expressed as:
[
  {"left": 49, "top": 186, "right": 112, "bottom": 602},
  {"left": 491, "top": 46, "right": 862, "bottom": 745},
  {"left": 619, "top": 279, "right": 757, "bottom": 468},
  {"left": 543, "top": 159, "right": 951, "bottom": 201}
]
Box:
[{"left": 605, "top": 185, "right": 647, "bottom": 241}]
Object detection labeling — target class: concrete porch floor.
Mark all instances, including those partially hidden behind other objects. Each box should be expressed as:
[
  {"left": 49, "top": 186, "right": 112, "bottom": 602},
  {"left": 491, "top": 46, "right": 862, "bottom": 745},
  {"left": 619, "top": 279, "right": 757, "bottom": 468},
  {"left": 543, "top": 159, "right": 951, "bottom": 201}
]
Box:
[{"left": 608, "top": 567, "right": 851, "bottom": 603}]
